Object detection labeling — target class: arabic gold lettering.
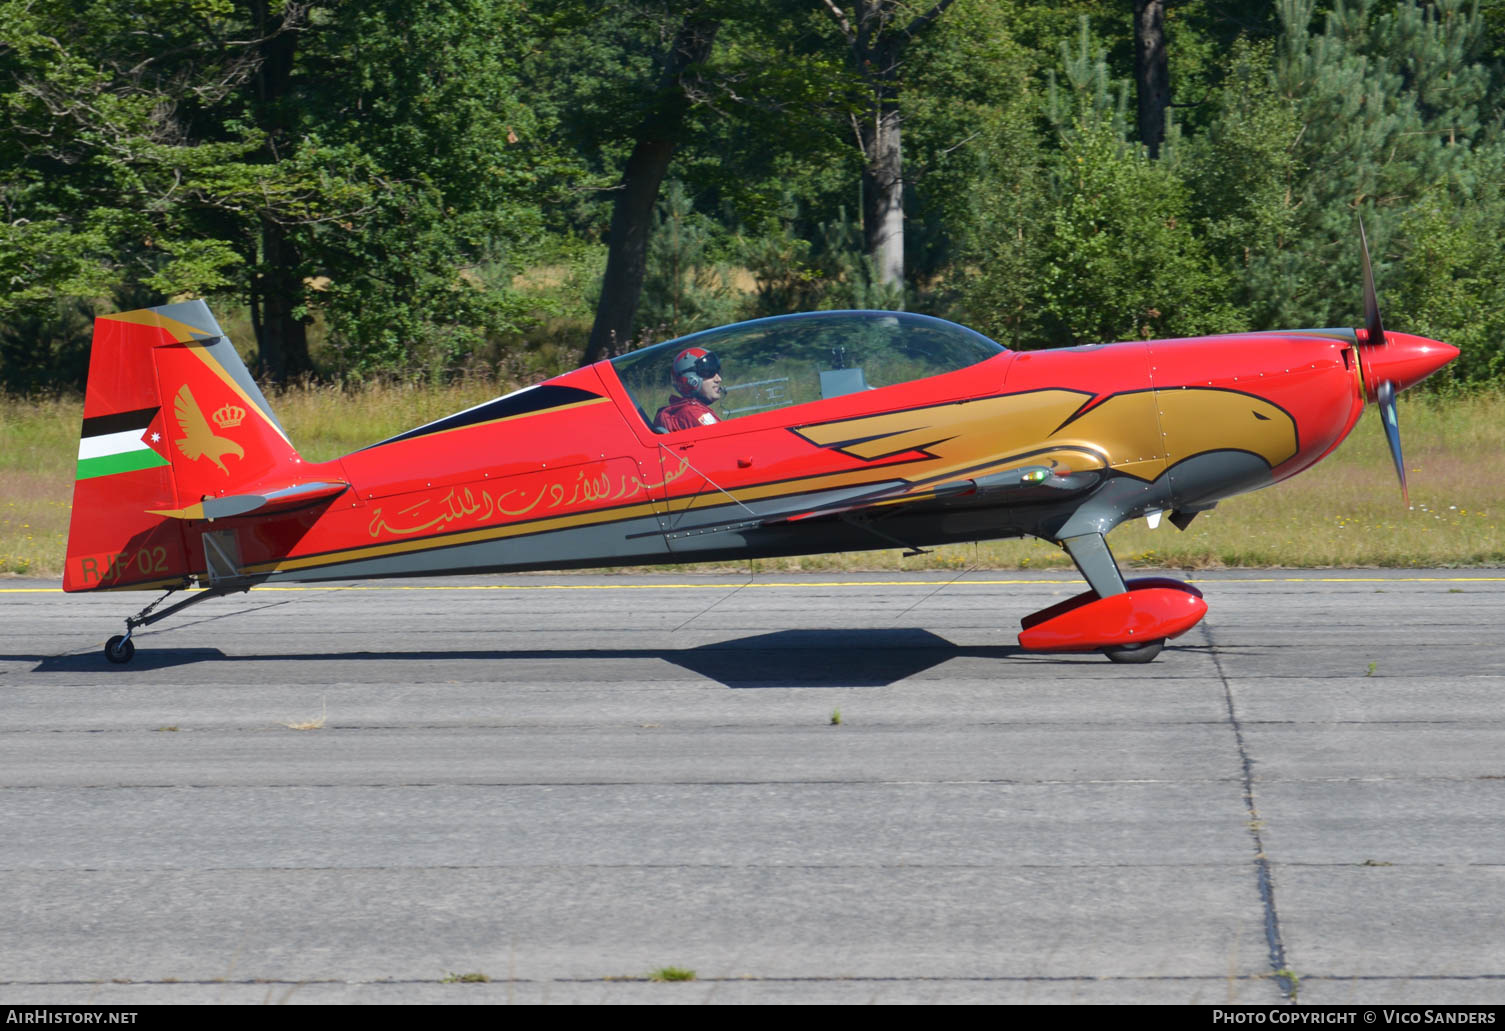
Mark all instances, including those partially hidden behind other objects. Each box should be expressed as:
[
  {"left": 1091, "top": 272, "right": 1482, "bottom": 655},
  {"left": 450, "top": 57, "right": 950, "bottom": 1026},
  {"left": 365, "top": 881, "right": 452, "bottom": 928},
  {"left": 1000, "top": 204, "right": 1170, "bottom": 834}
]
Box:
[
  {"left": 640, "top": 454, "right": 691, "bottom": 489},
  {"left": 370, "top": 464, "right": 634, "bottom": 538},
  {"left": 495, "top": 488, "right": 544, "bottom": 516},
  {"left": 368, "top": 501, "right": 449, "bottom": 537},
  {"left": 445, "top": 487, "right": 483, "bottom": 522},
  {"left": 569, "top": 470, "right": 612, "bottom": 505},
  {"left": 369, "top": 485, "right": 502, "bottom": 538}
]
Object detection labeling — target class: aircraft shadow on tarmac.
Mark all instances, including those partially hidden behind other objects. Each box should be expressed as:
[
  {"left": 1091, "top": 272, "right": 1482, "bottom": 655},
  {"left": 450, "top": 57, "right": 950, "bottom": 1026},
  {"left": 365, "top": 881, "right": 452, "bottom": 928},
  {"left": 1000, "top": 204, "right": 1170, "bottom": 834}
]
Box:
[{"left": 28, "top": 629, "right": 1061, "bottom": 687}]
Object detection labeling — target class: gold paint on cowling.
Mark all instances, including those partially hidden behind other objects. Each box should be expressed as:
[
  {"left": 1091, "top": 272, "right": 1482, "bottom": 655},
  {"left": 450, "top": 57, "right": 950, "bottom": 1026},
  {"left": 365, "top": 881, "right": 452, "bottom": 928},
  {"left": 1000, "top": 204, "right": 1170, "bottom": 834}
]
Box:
[
  {"left": 1048, "top": 390, "right": 1167, "bottom": 478},
  {"left": 1153, "top": 388, "right": 1298, "bottom": 467},
  {"left": 792, "top": 387, "right": 1298, "bottom": 485},
  {"left": 792, "top": 389, "right": 1149, "bottom": 479},
  {"left": 795, "top": 390, "right": 1099, "bottom": 469}
]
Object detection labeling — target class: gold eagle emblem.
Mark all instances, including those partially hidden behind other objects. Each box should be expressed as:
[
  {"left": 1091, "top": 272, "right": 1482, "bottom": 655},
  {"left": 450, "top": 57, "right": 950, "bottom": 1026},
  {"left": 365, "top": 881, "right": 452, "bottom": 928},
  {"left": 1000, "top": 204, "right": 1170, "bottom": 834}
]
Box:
[{"left": 173, "top": 383, "right": 244, "bottom": 475}]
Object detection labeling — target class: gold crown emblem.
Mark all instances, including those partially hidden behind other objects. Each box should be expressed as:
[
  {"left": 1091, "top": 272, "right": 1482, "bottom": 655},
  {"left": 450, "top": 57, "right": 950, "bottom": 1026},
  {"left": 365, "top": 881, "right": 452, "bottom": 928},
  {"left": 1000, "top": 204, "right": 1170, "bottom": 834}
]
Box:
[{"left": 213, "top": 403, "right": 246, "bottom": 429}]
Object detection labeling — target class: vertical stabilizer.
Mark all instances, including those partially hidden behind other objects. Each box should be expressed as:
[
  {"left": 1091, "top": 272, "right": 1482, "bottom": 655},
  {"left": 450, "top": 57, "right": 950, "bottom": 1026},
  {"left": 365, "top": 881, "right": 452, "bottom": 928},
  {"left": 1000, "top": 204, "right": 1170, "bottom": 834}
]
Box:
[{"left": 64, "top": 301, "right": 304, "bottom": 591}]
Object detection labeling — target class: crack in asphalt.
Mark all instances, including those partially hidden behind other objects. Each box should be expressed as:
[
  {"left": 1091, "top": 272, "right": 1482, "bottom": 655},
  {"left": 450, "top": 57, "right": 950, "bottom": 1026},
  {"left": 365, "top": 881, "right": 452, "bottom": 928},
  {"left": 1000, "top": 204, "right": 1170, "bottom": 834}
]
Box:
[{"left": 1204, "top": 616, "right": 1295, "bottom": 1002}]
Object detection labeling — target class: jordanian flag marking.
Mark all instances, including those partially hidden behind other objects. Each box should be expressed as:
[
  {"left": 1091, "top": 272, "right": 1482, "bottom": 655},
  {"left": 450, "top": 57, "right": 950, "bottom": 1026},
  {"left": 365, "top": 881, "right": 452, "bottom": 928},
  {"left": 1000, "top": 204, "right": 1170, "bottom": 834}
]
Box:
[{"left": 77, "top": 406, "right": 170, "bottom": 480}]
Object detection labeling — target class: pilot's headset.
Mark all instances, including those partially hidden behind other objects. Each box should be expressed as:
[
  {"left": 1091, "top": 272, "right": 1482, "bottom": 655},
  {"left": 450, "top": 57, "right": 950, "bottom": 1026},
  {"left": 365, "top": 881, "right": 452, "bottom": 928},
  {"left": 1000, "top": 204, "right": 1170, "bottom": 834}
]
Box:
[{"left": 672, "top": 347, "right": 721, "bottom": 396}]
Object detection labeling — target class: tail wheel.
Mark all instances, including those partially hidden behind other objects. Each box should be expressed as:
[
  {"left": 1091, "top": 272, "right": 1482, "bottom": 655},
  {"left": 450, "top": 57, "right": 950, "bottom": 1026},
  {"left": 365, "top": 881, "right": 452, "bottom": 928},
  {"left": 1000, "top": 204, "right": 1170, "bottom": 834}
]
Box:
[
  {"left": 104, "top": 635, "right": 135, "bottom": 665},
  {"left": 1103, "top": 639, "right": 1164, "bottom": 664}
]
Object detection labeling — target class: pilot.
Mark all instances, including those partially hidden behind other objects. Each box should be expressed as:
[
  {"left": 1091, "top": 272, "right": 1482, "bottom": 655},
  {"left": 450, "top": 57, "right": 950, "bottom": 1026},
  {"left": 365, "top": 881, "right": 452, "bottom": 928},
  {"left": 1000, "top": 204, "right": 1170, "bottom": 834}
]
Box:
[{"left": 654, "top": 346, "right": 724, "bottom": 431}]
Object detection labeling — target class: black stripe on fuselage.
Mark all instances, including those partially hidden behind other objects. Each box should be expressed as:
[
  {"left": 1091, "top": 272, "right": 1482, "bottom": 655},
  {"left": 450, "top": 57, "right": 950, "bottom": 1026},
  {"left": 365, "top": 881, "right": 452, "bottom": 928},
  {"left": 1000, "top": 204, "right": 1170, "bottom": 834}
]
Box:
[
  {"left": 364, "top": 385, "right": 603, "bottom": 448},
  {"left": 80, "top": 407, "right": 159, "bottom": 439}
]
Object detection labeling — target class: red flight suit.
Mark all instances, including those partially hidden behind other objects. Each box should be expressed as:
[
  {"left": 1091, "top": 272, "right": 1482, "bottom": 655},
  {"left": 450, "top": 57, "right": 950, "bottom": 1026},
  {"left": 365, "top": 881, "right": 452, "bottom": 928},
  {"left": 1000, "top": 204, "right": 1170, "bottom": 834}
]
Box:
[{"left": 654, "top": 396, "right": 719, "bottom": 432}]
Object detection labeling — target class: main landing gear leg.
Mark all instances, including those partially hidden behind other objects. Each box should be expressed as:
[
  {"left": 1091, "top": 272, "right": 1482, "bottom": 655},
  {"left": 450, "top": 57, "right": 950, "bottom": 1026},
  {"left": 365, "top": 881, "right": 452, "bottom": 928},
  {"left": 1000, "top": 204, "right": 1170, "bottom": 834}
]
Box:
[
  {"left": 103, "top": 582, "right": 247, "bottom": 665},
  {"left": 1060, "top": 533, "right": 1163, "bottom": 664}
]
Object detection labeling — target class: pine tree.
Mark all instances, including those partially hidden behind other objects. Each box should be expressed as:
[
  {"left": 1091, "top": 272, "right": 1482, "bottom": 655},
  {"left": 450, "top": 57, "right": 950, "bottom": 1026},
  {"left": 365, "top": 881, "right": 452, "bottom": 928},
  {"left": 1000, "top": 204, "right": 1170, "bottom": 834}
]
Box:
[
  {"left": 636, "top": 181, "right": 737, "bottom": 343},
  {"left": 1247, "top": 0, "right": 1497, "bottom": 336},
  {"left": 1034, "top": 21, "right": 1239, "bottom": 347}
]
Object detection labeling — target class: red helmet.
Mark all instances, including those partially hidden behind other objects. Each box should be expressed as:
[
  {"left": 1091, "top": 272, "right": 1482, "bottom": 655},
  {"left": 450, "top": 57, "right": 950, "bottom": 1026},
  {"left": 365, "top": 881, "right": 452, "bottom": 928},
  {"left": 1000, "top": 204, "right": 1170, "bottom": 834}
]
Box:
[{"left": 672, "top": 347, "right": 721, "bottom": 397}]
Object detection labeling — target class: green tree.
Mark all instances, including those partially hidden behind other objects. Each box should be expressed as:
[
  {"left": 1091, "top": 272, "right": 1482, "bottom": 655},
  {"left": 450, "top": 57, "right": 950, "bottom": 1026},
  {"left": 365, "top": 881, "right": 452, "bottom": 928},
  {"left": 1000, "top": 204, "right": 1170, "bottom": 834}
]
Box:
[
  {"left": 293, "top": 0, "right": 551, "bottom": 380},
  {"left": 1038, "top": 27, "right": 1239, "bottom": 345},
  {"left": 1181, "top": 38, "right": 1302, "bottom": 320},
  {"left": 576, "top": 4, "right": 721, "bottom": 362},
  {"left": 0, "top": 0, "right": 273, "bottom": 389},
  {"left": 1391, "top": 145, "right": 1505, "bottom": 386},
  {"left": 815, "top": 0, "right": 958, "bottom": 291},
  {"left": 1252, "top": 0, "right": 1495, "bottom": 330},
  {"left": 901, "top": 1, "right": 1038, "bottom": 300},
  {"left": 961, "top": 20, "right": 1238, "bottom": 349},
  {"left": 1, "top": 0, "right": 553, "bottom": 387},
  {"left": 636, "top": 180, "right": 738, "bottom": 340}
]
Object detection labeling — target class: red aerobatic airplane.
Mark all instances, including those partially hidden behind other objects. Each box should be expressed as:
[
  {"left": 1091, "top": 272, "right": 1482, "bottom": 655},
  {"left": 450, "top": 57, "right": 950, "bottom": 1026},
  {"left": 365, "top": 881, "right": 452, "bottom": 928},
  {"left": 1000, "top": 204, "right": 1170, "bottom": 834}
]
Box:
[{"left": 65, "top": 231, "right": 1457, "bottom": 664}]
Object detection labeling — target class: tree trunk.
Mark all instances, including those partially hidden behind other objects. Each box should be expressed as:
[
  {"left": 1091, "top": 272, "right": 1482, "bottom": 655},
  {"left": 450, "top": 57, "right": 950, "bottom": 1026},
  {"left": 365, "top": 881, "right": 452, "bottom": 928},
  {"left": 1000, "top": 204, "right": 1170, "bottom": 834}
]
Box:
[
  {"left": 585, "top": 15, "right": 720, "bottom": 364},
  {"left": 823, "top": 1, "right": 955, "bottom": 293},
  {"left": 249, "top": 0, "right": 310, "bottom": 381},
  {"left": 861, "top": 37, "right": 905, "bottom": 287},
  {"left": 586, "top": 140, "right": 677, "bottom": 362},
  {"left": 255, "top": 215, "right": 309, "bottom": 382},
  {"left": 1134, "top": 0, "right": 1171, "bottom": 158}
]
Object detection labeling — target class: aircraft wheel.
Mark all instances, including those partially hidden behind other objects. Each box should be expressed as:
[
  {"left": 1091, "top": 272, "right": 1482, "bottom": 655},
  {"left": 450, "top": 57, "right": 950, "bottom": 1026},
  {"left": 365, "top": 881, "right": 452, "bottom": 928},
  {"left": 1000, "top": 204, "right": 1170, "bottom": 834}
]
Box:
[
  {"left": 104, "top": 635, "right": 135, "bottom": 665},
  {"left": 1103, "top": 638, "right": 1164, "bottom": 664}
]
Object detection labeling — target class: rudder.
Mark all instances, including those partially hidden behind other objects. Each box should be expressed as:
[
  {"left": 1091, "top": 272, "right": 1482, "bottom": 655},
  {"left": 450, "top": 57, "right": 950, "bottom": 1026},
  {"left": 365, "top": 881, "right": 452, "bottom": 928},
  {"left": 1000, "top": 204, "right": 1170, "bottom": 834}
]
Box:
[{"left": 64, "top": 301, "right": 304, "bottom": 592}]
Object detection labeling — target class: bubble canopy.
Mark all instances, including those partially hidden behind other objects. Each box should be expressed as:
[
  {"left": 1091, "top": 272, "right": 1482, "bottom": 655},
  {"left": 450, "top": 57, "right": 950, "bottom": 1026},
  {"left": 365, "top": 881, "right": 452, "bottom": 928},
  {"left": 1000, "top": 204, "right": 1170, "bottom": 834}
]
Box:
[{"left": 608, "top": 310, "right": 1006, "bottom": 429}]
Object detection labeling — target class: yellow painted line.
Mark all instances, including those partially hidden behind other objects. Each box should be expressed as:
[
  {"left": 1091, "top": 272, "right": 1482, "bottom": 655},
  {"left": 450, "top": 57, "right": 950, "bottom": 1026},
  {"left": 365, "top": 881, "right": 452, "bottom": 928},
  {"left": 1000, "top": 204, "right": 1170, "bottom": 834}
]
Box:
[
  {"left": 242, "top": 580, "right": 1084, "bottom": 591},
  {"left": 1188, "top": 577, "right": 1505, "bottom": 583},
  {"left": 7, "top": 575, "right": 1505, "bottom": 595},
  {"left": 4, "top": 580, "right": 1080, "bottom": 593}
]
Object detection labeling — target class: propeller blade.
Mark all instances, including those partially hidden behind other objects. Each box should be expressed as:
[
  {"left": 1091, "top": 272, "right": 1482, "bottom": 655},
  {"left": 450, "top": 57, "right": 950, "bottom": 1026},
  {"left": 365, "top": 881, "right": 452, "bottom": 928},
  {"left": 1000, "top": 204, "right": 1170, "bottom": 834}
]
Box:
[
  {"left": 1359, "top": 217, "right": 1387, "bottom": 349},
  {"left": 1376, "top": 379, "right": 1408, "bottom": 506}
]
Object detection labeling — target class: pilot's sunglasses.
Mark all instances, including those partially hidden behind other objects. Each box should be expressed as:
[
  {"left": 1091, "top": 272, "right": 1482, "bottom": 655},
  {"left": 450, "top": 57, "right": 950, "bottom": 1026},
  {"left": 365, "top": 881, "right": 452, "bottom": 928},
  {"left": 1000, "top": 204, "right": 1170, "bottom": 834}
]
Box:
[{"left": 693, "top": 353, "right": 720, "bottom": 377}]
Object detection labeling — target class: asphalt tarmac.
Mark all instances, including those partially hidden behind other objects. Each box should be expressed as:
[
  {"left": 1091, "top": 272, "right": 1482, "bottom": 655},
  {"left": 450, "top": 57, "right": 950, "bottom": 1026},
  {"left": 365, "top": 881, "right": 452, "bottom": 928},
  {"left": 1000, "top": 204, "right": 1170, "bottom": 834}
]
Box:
[{"left": 2, "top": 569, "right": 1504, "bottom": 1005}]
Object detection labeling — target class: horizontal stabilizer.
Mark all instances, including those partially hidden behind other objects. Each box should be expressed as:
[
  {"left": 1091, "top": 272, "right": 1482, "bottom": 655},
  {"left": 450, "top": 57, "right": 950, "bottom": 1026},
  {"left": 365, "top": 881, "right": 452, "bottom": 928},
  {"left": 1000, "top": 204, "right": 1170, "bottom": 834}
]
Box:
[{"left": 148, "top": 481, "right": 349, "bottom": 521}]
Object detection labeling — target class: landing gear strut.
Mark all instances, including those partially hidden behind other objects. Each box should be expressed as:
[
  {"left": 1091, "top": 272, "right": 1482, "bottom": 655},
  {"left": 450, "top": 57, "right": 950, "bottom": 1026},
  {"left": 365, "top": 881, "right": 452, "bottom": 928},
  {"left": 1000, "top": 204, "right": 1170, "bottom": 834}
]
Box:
[
  {"left": 1061, "top": 533, "right": 1167, "bottom": 661},
  {"left": 100, "top": 580, "right": 249, "bottom": 665}
]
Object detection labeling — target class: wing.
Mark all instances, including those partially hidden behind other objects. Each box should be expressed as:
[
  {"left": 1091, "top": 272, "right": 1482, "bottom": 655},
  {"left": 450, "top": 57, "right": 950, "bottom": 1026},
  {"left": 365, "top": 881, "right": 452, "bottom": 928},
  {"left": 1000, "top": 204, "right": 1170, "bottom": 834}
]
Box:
[
  {"left": 770, "top": 461, "right": 1104, "bottom": 525},
  {"left": 656, "top": 460, "right": 1105, "bottom": 540}
]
